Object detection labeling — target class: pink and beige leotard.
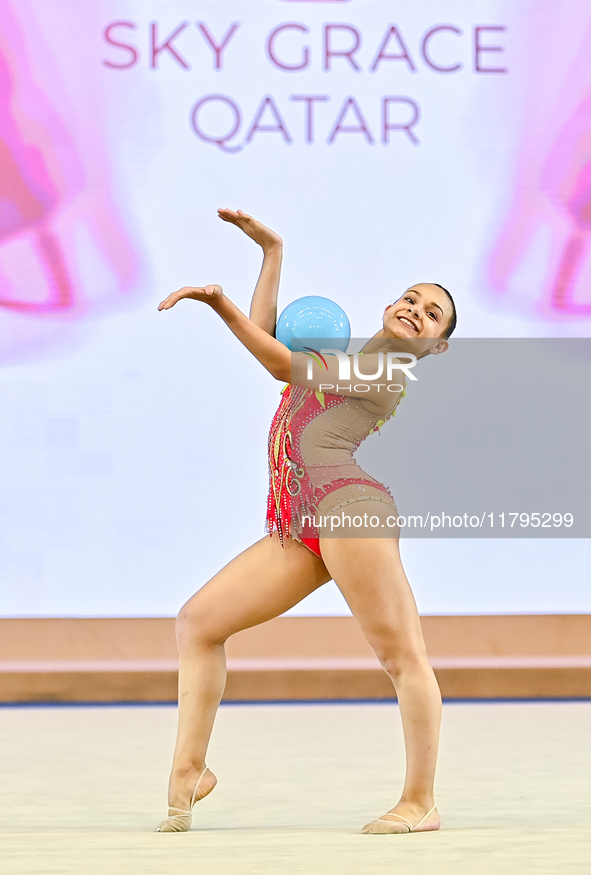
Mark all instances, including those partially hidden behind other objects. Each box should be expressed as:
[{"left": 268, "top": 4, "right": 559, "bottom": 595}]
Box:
[{"left": 266, "top": 383, "right": 404, "bottom": 558}]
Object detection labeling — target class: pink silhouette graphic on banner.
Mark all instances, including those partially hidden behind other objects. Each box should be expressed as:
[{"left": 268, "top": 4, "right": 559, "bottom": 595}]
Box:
[
  {"left": 0, "top": 48, "right": 74, "bottom": 314},
  {"left": 0, "top": 1, "right": 139, "bottom": 361},
  {"left": 542, "top": 97, "right": 591, "bottom": 313},
  {"left": 488, "top": 9, "right": 591, "bottom": 319}
]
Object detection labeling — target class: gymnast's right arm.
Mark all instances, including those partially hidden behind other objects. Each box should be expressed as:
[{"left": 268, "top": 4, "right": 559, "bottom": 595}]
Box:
[
  {"left": 157, "top": 287, "right": 401, "bottom": 414},
  {"left": 157, "top": 284, "right": 291, "bottom": 382}
]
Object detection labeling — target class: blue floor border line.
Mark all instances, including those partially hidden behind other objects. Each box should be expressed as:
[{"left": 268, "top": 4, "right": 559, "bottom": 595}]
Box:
[{"left": 0, "top": 697, "right": 590, "bottom": 708}]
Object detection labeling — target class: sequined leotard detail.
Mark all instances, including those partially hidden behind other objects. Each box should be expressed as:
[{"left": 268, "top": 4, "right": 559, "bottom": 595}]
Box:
[{"left": 266, "top": 384, "right": 404, "bottom": 557}]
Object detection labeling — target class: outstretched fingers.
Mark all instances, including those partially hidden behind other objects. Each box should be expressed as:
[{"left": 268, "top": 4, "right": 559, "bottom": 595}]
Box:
[
  {"left": 157, "top": 285, "right": 222, "bottom": 310},
  {"left": 217, "top": 208, "right": 283, "bottom": 250},
  {"left": 217, "top": 208, "right": 252, "bottom": 229},
  {"left": 158, "top": 289, "right": 185, "bottom": 310}
]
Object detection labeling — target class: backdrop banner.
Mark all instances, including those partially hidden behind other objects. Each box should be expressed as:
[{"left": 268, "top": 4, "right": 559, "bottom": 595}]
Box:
[{"left": 0, "top": 1, "right": 590, "bottom": 615}]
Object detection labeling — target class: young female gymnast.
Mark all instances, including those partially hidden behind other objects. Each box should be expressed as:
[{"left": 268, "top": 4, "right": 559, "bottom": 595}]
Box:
[{"left": 156, "top": 210, "right": 457, "bottom": 835}]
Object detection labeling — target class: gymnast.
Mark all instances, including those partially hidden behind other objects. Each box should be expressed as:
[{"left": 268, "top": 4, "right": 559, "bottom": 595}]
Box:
[{"left": 156, "top": 210, "right": 457, "bottom": 835}]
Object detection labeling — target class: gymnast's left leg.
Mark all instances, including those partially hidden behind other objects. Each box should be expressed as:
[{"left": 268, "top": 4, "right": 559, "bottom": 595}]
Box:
[{"left": 319, "top": 503, "right": 442, "bottom": 834}]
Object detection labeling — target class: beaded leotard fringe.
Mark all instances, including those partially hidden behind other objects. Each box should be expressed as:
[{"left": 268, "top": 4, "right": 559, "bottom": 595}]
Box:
[{"left": 266, "top": 383, "right": 309, "bottom": 545}]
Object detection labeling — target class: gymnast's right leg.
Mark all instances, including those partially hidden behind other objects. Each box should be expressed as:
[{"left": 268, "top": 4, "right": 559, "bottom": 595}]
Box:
[{"left": 158, "top": 532, "right": 330, "bottom": 830}]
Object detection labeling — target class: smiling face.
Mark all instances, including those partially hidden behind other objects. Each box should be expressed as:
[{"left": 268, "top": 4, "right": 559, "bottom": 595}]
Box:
[{"left": 384, "top": 284, "right": 454, "bottom": 340}]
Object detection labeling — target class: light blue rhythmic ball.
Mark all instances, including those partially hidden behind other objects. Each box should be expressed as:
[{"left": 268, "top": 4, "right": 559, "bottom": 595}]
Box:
[{"left": 276, "top": 296, "right": 351, "bottom": 352}]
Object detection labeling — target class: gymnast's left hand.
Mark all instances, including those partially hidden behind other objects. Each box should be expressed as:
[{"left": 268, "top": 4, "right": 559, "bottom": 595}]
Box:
[{"left": 158, "top": 284, "right": 223, "bottom": 311}]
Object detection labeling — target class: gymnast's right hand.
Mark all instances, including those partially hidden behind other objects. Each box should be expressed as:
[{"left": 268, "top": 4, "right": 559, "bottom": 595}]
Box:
[{"left": 158, "top": 284, "right": 223, "bottom": 311}]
